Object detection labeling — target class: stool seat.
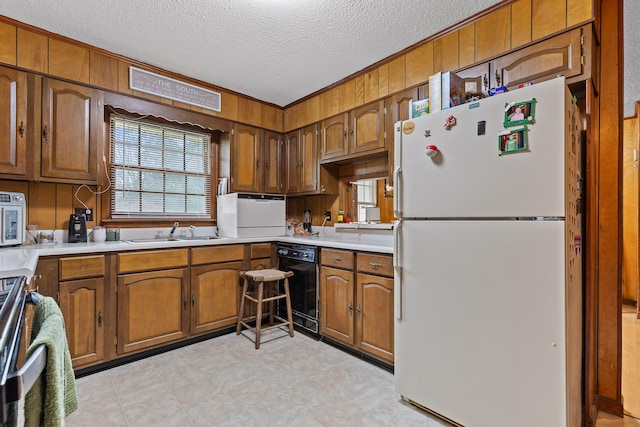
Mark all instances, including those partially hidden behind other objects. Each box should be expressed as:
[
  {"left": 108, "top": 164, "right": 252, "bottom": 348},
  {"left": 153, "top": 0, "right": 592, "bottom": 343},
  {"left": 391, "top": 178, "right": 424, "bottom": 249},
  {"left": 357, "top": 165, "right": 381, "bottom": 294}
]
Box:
[{"left": 236, "top": 268, "right": 295, "bottom": 349}]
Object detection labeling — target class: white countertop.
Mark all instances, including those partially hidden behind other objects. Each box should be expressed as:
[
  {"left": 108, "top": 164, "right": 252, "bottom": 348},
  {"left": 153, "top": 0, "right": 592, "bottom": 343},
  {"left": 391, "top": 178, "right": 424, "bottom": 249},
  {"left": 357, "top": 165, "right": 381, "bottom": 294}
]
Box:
[{"left": 0, "top": 229, "right": 393, "bottom": 279}]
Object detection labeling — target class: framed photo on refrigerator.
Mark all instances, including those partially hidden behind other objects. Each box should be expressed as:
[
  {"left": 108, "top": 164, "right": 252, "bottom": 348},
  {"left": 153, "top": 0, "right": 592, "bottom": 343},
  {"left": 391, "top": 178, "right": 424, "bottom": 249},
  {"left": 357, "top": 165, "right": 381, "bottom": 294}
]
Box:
[
  {"left": 498, "top": 126, "right": 528, "bottom": 155},
  {"left": 504, "top": 98, "right": 535, "bottom": 127}
]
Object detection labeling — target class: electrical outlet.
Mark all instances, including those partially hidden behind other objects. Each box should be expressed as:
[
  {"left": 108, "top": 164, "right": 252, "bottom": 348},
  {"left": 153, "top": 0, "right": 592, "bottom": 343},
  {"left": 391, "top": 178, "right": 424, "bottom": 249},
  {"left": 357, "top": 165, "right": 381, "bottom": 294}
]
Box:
[
  {"left": 324, "top": 211, "right": 331, "bottom": 221},
  {"left": 75, "top": 207, "right": 93, "bottom": 221}
]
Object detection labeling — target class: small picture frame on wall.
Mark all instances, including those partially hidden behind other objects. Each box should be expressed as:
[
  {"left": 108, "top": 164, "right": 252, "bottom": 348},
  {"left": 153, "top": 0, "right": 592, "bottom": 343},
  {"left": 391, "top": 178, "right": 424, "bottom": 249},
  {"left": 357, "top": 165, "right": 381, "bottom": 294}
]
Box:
[
  {"left": 498, "top": 126, "right": 528, "bottom": 155},
  {"left": 503, "top": 98, "right": 536, "bottom": 127}
]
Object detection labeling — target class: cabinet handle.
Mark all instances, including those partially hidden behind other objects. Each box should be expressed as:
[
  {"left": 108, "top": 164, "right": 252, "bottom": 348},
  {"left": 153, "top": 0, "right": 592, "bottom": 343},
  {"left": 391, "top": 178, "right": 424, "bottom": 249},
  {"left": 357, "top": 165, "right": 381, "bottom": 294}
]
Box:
[
  {"left": 483, "top": 73, "right": 489, "bottom": 92},
  {"left": 192, "top": 295, "right": 195, "bottom": 307},
  {"left": 256, "top": 161, "right": 260, "bottom": 168},
  {"left": 98, "top": 311, "right": 103, "bottom": 327},
  {"left": 42, "top": 126, "right": 48, "bottom": 140},
  {"left": 18, "top": 122, "right": 24, "bottom": 138},
  {"left": 332, "top": 257, "right": 342, "bottom": 262},
  {"left": 343, "top": 130, "right": 347, "bottom": 138},
  {"left": 495, "top": 69, "right": 501, "bottom": 87},
  {"left": 348, "top": 302, "right": 353, "bottom": 315},
  {"left": 356, "top": 304, "right": 361, "bottom": 317},
  {"left": 184, "top": 296, "right": 187, "bottom": 309},
  {"left": 265, "top": 161, "right": 270, "bottom": 168},
  {"left": 369, "top": 262, "right": 383, "bottom": 268}
]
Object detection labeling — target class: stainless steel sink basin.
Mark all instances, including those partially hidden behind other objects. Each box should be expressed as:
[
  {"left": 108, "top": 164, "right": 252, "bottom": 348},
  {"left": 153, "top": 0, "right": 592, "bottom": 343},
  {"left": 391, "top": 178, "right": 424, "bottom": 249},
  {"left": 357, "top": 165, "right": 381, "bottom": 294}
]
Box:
[{"left": 123, "top": 236, "right": 221, "bottom": 244}]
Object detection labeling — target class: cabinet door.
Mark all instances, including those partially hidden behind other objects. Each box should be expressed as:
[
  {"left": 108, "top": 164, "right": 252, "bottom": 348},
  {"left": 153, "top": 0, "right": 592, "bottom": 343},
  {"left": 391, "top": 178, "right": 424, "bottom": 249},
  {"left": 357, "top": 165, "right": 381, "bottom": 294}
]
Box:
[
  {"left": 41, "top": 78, "right": 100, "bottom": 183},
  {"left": 384, "top": 88, "right": 417, "bottom": 188},
  {"left": 350, "top": 101, "right": 384, "bottom": 155},
  {"left": 264, "top": 131, "right": 283, "bottom": 194},
  {"left": 231, "top": 124, "right": 263, "bottom": 193},
  {"left": 0, "top": 66, "right": 27, "bottom": 177},
  {"left": 299, "top": 124, "right": 318, "bottom": 193},
  {"left": 190, "top": 261, "right": 242, "bottom": 335},
  {"left": 320, "top": 113, "right": 349, "bottom": 160},
  {"left": 117, "top": 268, "right": 188, "bottom": 355},
  {"left": 356, "top": 272, "right": 394, "bottom": 364},
  {"left": 491, "top": 26, "right": 584, "bottom": 90},
  {"left": 285, "top": 130, "right": 300, "bottom": 193},
  {"left": 320, "top": 266, "right": 355, "bottom": 345},
  {"left": 59, "top": 277, "right": 105, "bottom": 368}
]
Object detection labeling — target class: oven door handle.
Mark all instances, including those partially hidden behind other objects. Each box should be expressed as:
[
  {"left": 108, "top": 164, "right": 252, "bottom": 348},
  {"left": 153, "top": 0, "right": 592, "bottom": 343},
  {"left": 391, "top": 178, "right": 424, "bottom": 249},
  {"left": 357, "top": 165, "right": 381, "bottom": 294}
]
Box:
[{"left": 5, "top": 344, "right": 47, "bottom": 402}]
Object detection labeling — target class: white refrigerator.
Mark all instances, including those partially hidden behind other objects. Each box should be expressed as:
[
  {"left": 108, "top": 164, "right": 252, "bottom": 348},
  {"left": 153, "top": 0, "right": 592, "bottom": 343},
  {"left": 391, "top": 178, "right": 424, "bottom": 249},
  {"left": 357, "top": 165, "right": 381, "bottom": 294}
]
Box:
[{"left": 393, "top": 77, "right": 583, "bottom": 427}]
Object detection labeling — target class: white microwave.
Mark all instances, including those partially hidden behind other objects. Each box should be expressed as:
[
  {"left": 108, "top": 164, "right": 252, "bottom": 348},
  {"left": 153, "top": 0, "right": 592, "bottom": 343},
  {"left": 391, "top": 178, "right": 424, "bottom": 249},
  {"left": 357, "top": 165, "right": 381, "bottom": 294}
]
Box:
[{"left": 0, "top": 192, "right": 25, "bottom": 247}]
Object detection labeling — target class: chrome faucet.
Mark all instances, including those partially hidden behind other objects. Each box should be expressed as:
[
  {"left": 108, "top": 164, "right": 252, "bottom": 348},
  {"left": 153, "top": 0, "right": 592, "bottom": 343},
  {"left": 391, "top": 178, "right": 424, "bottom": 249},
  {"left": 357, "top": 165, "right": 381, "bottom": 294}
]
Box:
[{"left": 169, "top": 221, "right": 179, "bottom": 239}]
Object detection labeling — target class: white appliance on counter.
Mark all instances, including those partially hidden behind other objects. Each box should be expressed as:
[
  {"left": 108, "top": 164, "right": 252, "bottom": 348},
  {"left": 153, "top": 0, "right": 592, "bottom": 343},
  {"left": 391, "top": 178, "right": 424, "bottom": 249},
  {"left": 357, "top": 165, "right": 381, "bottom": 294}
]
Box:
[
  {"left": 0, "top": 192, "right": 25, "bottom": 247},
  {"left": 393, "top": 77, "right": 583, "bottom": 427},
  {"left": 217, "top": 193, "right": 285, "bottom": 238}
]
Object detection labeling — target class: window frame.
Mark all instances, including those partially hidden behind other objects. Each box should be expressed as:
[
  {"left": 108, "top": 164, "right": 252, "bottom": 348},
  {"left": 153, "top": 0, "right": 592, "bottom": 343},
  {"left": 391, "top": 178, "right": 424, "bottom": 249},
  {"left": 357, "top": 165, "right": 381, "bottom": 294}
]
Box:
[{"left": 102, "top": 107, "right": 219, "bottom": 227}]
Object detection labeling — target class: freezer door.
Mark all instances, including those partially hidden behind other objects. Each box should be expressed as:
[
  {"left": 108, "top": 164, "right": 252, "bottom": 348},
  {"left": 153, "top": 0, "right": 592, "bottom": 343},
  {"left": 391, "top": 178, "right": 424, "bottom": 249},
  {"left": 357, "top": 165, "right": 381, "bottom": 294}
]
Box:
[
  {"left": 395, "top": 77, "right": 571, "bottom": 218},
  {"left": 395, "top": 220, "right": 576, "bottom": 427}
]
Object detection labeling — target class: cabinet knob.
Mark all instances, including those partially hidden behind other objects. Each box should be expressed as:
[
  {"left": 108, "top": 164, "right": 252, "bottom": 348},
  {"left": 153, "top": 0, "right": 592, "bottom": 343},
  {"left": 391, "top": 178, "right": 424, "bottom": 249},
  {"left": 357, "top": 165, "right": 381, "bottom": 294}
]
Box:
[
  {"left": 43, "top": 125, "right": 48, "bottom": 140},
  {"left": 98, "top": 311, "right": 103, "bottom": 327},
  {"left": 348, "top": 302, "right": 353, "bottom": 315},
  {"left": 356, "top": 304, "right": 361, "bottom": 317},
  {"left": 192, "top": 295, "right": 195, "bottom": 307},
  {"left": 18, "top": 121, "right": 24, "bottom": 138},
  {"left": 184, "top": 296, "right": 187, "bottom": 309}
]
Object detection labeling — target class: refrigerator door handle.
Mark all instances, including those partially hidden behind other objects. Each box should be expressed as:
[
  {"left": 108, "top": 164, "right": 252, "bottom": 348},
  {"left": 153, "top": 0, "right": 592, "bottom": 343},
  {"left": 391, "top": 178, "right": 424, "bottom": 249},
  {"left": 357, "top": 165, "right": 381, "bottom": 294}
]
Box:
[
  {"left": 394, "top": 219, "right": 402, "bottom": 320},
  {"left": 393, "top": 166, "right": 402, "bottom": 218}
]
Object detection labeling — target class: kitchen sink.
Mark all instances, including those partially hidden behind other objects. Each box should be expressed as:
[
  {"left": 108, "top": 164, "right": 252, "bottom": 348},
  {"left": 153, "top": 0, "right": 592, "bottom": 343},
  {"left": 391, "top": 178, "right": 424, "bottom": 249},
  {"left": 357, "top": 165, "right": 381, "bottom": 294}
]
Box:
[{"left": 123, "top": 236, "right": 221, "bottom": 244}]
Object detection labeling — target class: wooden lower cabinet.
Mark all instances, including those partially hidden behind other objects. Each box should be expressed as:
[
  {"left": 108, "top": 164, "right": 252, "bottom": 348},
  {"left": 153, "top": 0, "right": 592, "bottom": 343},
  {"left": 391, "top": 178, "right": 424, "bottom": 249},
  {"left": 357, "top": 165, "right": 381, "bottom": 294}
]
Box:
[
  {"left": 190, "top": 261, "right": 243, "bottom": 335},
  {"left": 356, "top": 272, "right": 394, "bottom": 364},
  {"left": 320, "top": 265, "right": 355, "bottom": 345},
  {"left": 59, "top": 277, "right": 105, "bottom": 368},
  {"left": 320, "top": 249, "right": 394, "bottom": 364},
  {"left": 117, "top": 268, "right": 189, "bottom": 355}
]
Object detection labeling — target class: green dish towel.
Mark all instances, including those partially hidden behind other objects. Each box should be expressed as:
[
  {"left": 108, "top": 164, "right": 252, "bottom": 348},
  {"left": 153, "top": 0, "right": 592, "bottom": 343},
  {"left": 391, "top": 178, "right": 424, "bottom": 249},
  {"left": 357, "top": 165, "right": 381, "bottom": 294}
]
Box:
[{"left": 24, "top": 297, "right": 78, "bottom": 427}]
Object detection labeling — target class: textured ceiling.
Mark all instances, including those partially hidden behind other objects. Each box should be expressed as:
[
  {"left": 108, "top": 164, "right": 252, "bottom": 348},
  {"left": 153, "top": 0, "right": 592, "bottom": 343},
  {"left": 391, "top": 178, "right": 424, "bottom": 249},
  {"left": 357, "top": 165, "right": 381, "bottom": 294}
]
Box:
[{"left": 1, "top": 0, "right": 502, "bottom": 107}]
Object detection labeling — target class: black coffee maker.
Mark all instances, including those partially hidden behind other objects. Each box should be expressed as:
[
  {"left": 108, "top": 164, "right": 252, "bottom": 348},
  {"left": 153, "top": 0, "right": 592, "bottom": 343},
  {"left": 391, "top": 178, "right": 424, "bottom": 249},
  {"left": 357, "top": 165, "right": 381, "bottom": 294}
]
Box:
[
  {"left": 68, "top": 213, "right": 87, "bottom": 243},
  {"left": 303, "top": 209, "right": 312, "bottom": 233}
]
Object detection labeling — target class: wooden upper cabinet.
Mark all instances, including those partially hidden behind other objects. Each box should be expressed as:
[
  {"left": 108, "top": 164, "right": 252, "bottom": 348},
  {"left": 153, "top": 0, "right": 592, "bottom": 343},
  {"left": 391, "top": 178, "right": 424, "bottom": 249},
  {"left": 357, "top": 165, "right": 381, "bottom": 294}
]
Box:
[
  {"left": 0, "top": 66, "right": 27, "bottom": 178},
  {"left": 264, "top": 131, "right": 282, "bottom": 194},
  {"left": 231, "top": 124, "right": 263, "bottom": 193},
  {"left": 41, "top": 78, "right": 101, "bottom": 183},
  {"left": 320, "top": 112, "right": 349, "bottom": 160},
  {"left": 350, "top": 100, "right": 385, "bottom": 155},
  {"left": 299, "top": 124, "right": 318, "bottom": 193},
  {"left": 285, "top": 129, "right": 300, "bottom": 194},
  {"left": 491, "top": 26, "right": 588, "bottom": 90},
  {"left": 384, "top": 88, "right": 417, "bottom": 187}
]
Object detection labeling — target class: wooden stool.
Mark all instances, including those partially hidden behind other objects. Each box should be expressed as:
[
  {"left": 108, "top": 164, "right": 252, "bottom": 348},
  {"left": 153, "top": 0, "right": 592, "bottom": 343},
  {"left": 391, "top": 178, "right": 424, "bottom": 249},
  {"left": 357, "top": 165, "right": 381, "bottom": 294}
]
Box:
[{"left": 236, "top": 269, "right": 294, "bottom": 349}]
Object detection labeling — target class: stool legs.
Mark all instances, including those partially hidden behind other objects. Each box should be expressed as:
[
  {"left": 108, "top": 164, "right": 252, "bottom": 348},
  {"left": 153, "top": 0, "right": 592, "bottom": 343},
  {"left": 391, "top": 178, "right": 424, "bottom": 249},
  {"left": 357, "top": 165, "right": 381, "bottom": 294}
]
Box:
[
  {"left": 255, "top": 281, "right": 264, "bottom": 349},
  {"left": 236, "top": 276, "right": 249, "bottom": 336},
  {"left": 283, "top": 277, "right": 294, "bottom": 338}
]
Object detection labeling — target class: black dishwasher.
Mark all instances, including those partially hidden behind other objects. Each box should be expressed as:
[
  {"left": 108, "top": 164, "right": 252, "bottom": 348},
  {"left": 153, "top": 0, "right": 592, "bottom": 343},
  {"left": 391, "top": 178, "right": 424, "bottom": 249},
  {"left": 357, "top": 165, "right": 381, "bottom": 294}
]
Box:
[{"left": 276, "top": 243, "right": 319, "bottom": 335}]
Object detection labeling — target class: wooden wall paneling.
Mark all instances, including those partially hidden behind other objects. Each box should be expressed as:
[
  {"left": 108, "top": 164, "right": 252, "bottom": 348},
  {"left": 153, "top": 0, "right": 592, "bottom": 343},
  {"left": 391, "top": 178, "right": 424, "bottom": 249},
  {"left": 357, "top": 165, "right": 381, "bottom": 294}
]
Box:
[
  {"left": 262, "top": 104, "right": 282, "bottom": 132},
  {"left": 0, "top": 22, "right": 16, "bottom": 65},
  {"left": 117, "top": 61, "right": 133, "bottom": 95},
  {"left": 568, "top": 0, "right": 593, "bottom": 28},
  {"left": 89, "top": 51, "right": 118, "bottom": 92},
  {"left": 377, "top": 64, "right": 388, "bottom": 98},
  {"left": 458, "top": 25, "right": 475, "bottom": 68},
  {"left": 17, "top": 28, "right": 47, "bottom": 73},
  {"left": 306, "top": 96, "right": 320, "bottom": 126},
  {"left": 364, "top": 69, "right": 379, "bottom": 104},
  {"left": 354, "top": 75, "right": 365, "bottom": 107},
  {"left": 622, "top": 116, "right": 638, "bottom": 302},
  {"left": 387, "top": 55, "right": 406, "bottom": 94},
  {"left": 49, "top": 39, "right": 89, "bottom": 84},
  {"left": 376, "top": 179, "right": 394, "bottom": 223},
  {"left": 283, "top": 107, "right": 293, "bottom": 133},
  {"left": 0, "top": 180, "right": 27, "bottom": 195},
  {"left": 475, "top": 7, "right": 511, "bottom": 62},
  {"left": 238, "top": 97, "right": 261, "bottom": 127},
  {"left": 319, "top": 90, "right": 333, "bottom": 120},
  {"left": 511, "top": 0, "right": 532, "bottom": 49},
  {"left": 73, "top": 184, "right": 99, "bottom": 229},
  {"left": 596, "top": 0, "right": 623, "bottom": 415},
  {"left": 294, "top": 103, "right": 306, "bottom": 130},
  {"left": 56, "top": 184, "right": 74, "bottom": 230},
  {"left": 405, "top": 42, "right": 433, "bottom": 88},
  {"left": 531, "top": 0, "right": 567, "bottom": 40},
  {"left": 220, "top": 91, "right": 238, "bottom": 122},
  {"left": 339, "top": 80, "right": 356, "bottom": 112},
  {"left": 433, "top": 32, "right": 459, "bottom": 73},
  {"left": 28, "top": 182, "right": 56, "bottom": 229}
]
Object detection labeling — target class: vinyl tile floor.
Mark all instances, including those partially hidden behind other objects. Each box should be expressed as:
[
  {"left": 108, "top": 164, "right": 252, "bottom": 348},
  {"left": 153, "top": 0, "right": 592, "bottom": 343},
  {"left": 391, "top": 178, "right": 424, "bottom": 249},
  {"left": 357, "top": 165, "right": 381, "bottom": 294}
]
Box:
[{"left": 66, "top": 329, "right": 448, "bottom": 426}]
